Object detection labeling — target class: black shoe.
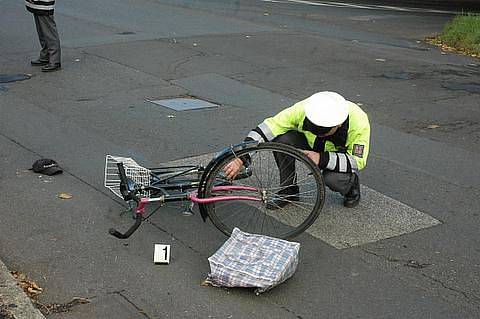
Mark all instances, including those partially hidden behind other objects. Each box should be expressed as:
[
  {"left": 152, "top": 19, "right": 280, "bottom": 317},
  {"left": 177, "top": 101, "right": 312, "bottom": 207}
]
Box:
[
  {"left": 344, "top": 174, "right": 360, "bottom": 208},
  {"left": 41, "top": 63, "right": 61, "bottom": 72},
  {"left": 266, "top": 185, "right": 299, "bottom": 210},
  {"left": 31, "top": 59, "right": 49, "bottom": 66}
]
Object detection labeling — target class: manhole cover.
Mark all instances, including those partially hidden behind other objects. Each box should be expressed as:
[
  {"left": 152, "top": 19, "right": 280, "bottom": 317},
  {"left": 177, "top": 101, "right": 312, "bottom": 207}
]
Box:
[
  {"left": 0, "top": 74, "right": 31, "bottom": 83},
  {"left": 147, "top": 97, "right": 219, "bottom": 111}
]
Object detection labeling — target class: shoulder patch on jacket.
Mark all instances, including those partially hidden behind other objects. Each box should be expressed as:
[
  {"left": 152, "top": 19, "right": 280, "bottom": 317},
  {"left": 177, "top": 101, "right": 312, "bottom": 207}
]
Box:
[{"left": 353, "top": 144, "right": 365, "bottom": 158}]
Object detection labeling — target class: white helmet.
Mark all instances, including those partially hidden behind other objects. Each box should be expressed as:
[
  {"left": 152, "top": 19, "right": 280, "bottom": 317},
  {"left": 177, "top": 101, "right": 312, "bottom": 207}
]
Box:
[{"left": 304, "top": 91, "right": 349, "bottom": 127}]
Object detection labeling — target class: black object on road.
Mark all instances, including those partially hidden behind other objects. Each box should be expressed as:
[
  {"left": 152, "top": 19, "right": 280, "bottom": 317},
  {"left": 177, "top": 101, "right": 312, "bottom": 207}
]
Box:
[{"left": 30, "top": 159, "right": 63, "bottom": 176}]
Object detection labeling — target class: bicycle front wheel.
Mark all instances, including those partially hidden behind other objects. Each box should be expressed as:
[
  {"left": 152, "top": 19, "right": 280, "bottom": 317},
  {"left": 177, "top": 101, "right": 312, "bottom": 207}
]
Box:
[{"left": 199, "top": 142, "right": 325, "bottom": 239}]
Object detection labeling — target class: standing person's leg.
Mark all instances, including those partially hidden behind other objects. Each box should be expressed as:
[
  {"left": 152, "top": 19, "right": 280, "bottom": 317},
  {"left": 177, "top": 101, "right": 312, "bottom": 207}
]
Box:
[
  {"left": 31, "top": 14, "right": 49, "bottom": 64},
  {"left": 323, "top": 170, "right": 360, "bottom": 207},
  {"left": 37, "top": 14, "right": 61, "bottom": 70}
]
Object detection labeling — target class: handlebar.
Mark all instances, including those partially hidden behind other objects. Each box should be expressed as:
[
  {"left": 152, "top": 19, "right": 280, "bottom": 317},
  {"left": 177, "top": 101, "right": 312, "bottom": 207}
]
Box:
[{"left": 109, "top": 213, "right": 143, "bottom": 239}]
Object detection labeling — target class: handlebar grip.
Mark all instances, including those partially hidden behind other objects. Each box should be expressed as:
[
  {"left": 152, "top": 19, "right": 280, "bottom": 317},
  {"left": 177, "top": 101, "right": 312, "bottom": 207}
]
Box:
[{"left": 108, "top": 214, "right": 143, "bottom": 239}]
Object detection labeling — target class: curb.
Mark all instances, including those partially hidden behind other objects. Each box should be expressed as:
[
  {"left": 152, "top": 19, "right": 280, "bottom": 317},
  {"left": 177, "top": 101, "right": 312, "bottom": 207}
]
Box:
[{"left": 0, "top": 259, "right": 45, "bottom": 319}]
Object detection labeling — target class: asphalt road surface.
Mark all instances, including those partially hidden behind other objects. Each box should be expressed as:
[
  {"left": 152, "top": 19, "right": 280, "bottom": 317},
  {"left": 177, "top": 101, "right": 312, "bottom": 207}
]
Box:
[{"left": 1, "top": 0, "right": 479, "bottom": 318}]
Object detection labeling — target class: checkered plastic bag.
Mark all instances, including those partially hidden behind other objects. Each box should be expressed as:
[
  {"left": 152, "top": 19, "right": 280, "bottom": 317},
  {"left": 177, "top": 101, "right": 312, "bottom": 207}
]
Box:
[{"left": 205, "top": 228, "right": 300, "bottom": 294}]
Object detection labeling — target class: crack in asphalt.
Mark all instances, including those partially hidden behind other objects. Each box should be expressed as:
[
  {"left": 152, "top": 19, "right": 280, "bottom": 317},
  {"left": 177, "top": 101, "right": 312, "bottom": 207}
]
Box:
[
  {"left": 362, "top": 248, "right": 432, "bottom": 268},
  {"left": 143, "top": 218, "right": 205, "bottom": 256},
  {"left": 361, "top": 249, "right": 480, "bottom": 308},
  {"left": 114, "top": 291, "right": 152, "bottom": 319},
  {"left": 420, "top": 273, "right": 480, "bottom": 307},
  {"left": 262, "top": 299, "right": 304, "bottom": 319},
  {"left": 168, "top": 52, "right": 206, "bottom": 75}
]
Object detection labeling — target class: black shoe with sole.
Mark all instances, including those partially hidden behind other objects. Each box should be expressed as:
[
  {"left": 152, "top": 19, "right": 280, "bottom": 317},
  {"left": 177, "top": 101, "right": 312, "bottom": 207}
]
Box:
[
  {"left": 31, "top": 59, "right": 49, "bottom": 66},
  {"left": 266, "top": 185, "right": 300, "bottom": 210},
  {"left": 344, "top": 174, "right": 360, "bottom": 208},
  {"left": 41, "top": 64, "right": 61, "bottom": 72}
]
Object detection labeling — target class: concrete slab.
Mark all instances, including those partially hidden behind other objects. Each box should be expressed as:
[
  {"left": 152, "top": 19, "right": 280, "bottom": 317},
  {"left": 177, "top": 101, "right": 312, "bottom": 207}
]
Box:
[
  {"left": 7, "top": 51, "right": 168, "bottom": 105},
  {"left": 83, "top": 37, "right": 272, "bottom": 81},
  {"left": 160, "top": 152, "right": 441, "bottom": 249},
  {"left": 173, "top": 73, "right": 294, "bottom": 110},
  {"left": 310, "top": 187, "right": 441, "bottom": 249},
  {"left": 0, "top": 259, "right": 45, "bottom": 319}
]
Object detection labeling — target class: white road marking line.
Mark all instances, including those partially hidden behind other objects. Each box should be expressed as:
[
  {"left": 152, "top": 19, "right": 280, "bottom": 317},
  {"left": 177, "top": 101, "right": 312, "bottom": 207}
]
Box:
[{"left": 261, "top": 0, "right": 458, "bottom": 14}]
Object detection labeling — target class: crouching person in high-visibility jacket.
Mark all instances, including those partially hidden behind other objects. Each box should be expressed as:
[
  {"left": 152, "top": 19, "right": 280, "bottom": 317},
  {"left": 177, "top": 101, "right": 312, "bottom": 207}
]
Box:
[{"left": 224, "top": 91, "right": 370, "bottom": 208}]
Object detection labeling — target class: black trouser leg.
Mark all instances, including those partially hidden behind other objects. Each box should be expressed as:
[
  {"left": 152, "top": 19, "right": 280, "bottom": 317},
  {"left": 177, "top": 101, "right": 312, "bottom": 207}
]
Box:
[{"left": 272, "top": 131, "right": 311, "bottom": 191}]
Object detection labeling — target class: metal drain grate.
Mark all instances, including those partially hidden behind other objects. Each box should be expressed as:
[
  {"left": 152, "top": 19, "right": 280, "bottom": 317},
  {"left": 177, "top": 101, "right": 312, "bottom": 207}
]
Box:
[{"left": 147, "top": 97, "right": 219, "bottom": 111}]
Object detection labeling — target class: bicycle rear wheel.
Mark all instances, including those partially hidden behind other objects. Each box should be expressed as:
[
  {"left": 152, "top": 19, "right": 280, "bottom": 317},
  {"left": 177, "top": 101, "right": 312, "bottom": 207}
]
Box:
[{"left": 199, "top": 142, "right": 325, "bottom": 239}]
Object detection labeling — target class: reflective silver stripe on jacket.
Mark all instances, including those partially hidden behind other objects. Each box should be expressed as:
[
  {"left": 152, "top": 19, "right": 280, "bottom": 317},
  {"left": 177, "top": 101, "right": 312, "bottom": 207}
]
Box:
[
  {"left": 247, "top": 131, "right": 265, "bottom": 143},
  {"left": 326, "top": 152, "right": 337, "bottom": 170},
  {"left": 258, "top": 122, "right": 275, "bottom": 141},
  {"left": 25, "top": 3, "right": 55, "bottom": 10},
  {"left": 338, "top": 153, "right": 348, "bottom": 172},
  {"left": 346, "top": 154, "right": 358, "bottom": 172}
]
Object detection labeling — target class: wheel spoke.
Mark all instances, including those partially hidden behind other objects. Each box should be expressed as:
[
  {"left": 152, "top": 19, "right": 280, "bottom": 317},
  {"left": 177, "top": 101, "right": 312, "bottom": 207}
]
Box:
[{"left": 202, "top": 143, "right": 324, "bottom": 239}]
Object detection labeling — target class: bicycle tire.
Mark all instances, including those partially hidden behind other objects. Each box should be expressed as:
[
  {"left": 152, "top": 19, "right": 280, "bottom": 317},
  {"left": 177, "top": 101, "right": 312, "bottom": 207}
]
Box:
[{"left": 199, "top": 142, "right": 325, "bottom": 239}]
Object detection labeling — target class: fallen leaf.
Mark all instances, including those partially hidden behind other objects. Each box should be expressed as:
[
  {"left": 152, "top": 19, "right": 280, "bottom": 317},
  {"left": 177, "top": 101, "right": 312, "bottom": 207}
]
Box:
[
  {"left": 58, "top": 193, "right": 73, "bottom": 199},
  {"left": 427, "top": 124, "right": 440, "bottom": 129},
  {"left": 375, "top": 58, "right": 386, "bottom": 62},
  {"left": 10, "top": 271, "right": 43, "bottom": 299}
]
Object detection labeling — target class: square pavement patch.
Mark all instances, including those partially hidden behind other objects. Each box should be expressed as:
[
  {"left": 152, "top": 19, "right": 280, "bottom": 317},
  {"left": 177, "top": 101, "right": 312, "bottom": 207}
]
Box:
[
  {"left": 308, "top": 187, "right": 441, "bottom": 249},
  {"left": 147, "top": 97, "right": 219, "bottom": 111},
  {"left": 160, "top": 152, "right": 441, "bottom": 249}
]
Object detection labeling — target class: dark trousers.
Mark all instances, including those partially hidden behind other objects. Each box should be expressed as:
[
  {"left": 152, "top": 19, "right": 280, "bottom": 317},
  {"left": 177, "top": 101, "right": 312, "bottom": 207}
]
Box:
[
  {"left": 33, "top": 14, "right": 61, "bottom": 65},
  {"left": 273, "top": 131, "right": 356, "bottom": 195}
]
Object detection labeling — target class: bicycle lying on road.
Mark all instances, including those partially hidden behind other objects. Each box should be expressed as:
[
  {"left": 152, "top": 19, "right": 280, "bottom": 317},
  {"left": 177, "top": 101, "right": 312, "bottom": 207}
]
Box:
[{"left": 104, "top": 141, "right": 325, "bottom": 240}]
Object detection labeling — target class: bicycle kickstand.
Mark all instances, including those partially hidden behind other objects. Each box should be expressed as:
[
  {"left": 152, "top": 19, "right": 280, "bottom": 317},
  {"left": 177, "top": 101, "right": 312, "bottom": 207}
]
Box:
[
  {"left": 182, "top": 202, "right": 195, "bottom": 216},
  {"left": 120, "top": 201, "right": 136, "bottom": 216}
]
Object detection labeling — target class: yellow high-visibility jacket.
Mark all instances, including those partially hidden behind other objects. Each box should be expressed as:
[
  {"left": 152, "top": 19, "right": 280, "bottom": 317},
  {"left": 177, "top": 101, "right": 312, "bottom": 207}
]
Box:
[{"left": 246, "top": 99, "right": 370, "bottom": 172}]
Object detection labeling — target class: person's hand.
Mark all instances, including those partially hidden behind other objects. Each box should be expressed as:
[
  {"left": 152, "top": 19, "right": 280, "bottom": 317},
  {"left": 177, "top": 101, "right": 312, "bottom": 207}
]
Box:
[
  {"left": 303, "top": 150, "right": 320, "bottom": 165},
  {"left": 223, "top": 158, "right": 244, "bottom": 179}
]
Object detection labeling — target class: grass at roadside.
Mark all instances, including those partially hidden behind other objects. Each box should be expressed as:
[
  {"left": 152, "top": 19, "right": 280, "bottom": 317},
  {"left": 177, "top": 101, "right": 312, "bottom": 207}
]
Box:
[{"left": 426, "top": 14, "right": 480, "bottom": 58}]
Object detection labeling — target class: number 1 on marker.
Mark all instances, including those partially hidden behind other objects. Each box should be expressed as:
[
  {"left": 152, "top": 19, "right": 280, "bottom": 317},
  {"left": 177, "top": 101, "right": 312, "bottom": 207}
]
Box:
[{"left": 154, "top": 244, "right": 171, "bottom": 264}]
